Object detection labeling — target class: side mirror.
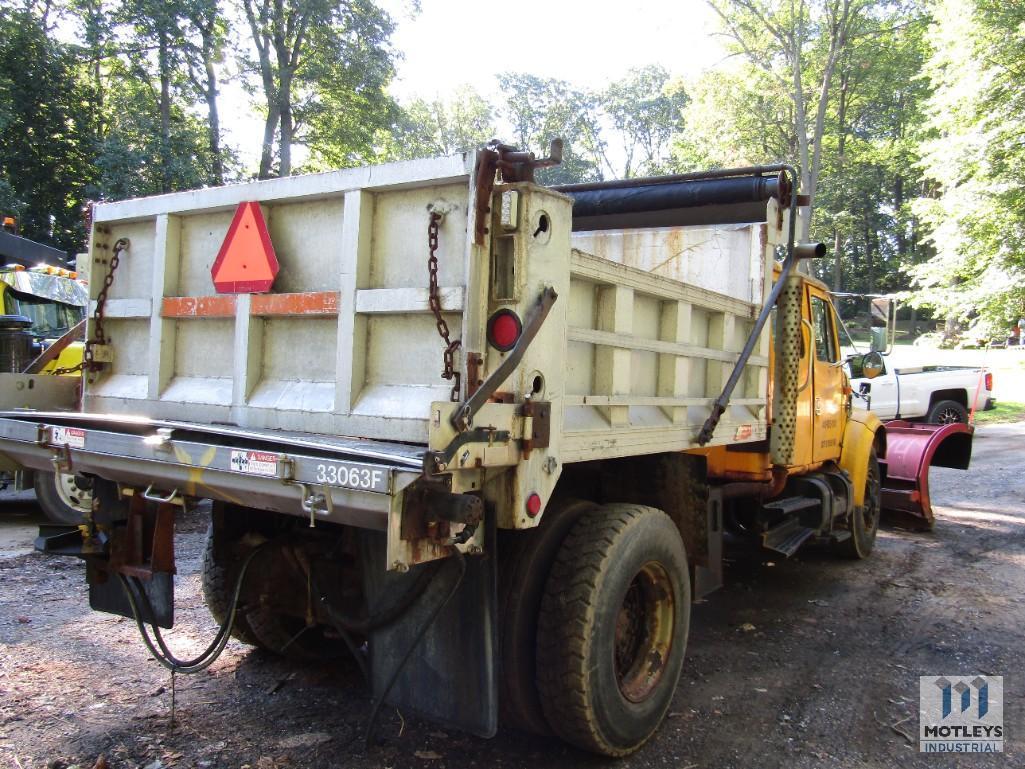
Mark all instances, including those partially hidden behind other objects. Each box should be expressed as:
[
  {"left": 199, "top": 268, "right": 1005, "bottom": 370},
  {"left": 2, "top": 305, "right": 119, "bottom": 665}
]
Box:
[{"left": 861, "top": 351, "right": 884, "bottom": 379}]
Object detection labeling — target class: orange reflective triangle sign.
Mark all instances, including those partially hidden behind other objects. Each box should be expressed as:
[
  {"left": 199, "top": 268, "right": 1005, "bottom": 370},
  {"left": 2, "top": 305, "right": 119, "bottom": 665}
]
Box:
[{"left": 211, "top": 202, "right": 279, "bottom": 293}]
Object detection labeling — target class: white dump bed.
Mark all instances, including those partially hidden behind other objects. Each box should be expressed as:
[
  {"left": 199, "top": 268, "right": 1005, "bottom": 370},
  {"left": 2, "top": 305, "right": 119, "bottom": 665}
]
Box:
[{"left": 82, "top": 154, "right": 774, "bottom": 453}]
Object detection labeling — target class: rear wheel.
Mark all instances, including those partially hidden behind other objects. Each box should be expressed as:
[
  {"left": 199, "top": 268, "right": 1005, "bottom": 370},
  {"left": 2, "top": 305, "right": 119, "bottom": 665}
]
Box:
[
  {"left": 202, "top": 524, "right": 344, "bottom": 661},
  {"left": 498, "top": 499, "right": 596, "bottom": 734},
  {"left": 35, "top": 471, "right": 92, "bottom": 524},
  {"left": 925, "top": 399, "right": 968, "bottom": 424},
  {"left": 536, "top": 504, "right": 690, "bottom": 756},
  {"left": 839, "top": 449, "right": 881, "bottom": 559},
  {"left": 201, "top": 524, "right": 264, "bottom": 647}
]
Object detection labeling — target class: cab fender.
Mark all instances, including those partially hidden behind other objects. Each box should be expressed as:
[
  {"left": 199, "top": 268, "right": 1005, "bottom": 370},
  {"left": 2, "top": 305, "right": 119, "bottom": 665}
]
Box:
[{"left": 839, "top": 411, "right": 886, "bottom": 507}]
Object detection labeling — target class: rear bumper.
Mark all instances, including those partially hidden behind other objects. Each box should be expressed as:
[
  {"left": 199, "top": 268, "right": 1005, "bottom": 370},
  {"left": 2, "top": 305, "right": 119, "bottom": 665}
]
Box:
[{"left": 0, "top": 411, "right": 424, "bottom": 530}]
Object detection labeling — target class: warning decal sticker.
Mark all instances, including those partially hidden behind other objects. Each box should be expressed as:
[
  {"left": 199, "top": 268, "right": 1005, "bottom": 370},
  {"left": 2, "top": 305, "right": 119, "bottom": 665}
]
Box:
[{"left": 229, "top": 450, "right": 278, "bottom": 477}]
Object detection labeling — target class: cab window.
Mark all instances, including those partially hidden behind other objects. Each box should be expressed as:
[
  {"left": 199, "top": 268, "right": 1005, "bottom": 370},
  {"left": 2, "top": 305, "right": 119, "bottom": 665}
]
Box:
[{"left": 810, "top": 295, "right": 838, "bottom": 363}]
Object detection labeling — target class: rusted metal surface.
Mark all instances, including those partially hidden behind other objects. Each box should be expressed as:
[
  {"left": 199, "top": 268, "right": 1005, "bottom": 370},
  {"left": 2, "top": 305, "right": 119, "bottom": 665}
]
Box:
[
  {"left": 615, "top": 561, "right": 674, "bottom": 703},
  {"left": 162, "top": 295, "right": 238, "bottom": 318},
  {"left": 492, "top": 139, "right": 564, "bottom": 184},
  {"left": 880, "top": 420, "right": 974, "bottom": 529},
  {"left": 427, "top": 212, "right": 462, "bottom": 402},
  {"left": 250, "top": 291, "right": 339, "bottom": 316},
  {"left": 162, "top": 292, "right": 342, "bottom": 318},
  {"left": 110, "top": 495, "right": 177, "bottom": 580},
  {"left": 520, "top": 400, "right": 552, "bottom": 460},
  {"left": 473, "top": 149, "right": 499, "bottom": 245},
  {"left": 465, "top": 352, "right": 483, "bottom": 397}
]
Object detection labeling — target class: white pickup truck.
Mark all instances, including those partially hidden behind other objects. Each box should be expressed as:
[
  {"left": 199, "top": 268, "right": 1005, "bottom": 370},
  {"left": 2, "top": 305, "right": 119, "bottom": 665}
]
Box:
[{"left": 848, "top": 354, "right": 993, "bottom": 423}]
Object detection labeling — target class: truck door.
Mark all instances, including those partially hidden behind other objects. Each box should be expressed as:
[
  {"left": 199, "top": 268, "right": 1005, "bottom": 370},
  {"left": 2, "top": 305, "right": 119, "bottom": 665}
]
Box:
[{"left": 808, "top": 286, "right": 844, "bottom": 463}]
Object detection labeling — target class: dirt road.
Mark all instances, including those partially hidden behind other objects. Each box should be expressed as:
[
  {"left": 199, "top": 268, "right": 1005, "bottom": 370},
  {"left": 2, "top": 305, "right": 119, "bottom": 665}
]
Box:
[{"left": 1, "top": 424, "right": 1022, "bottom": 769}]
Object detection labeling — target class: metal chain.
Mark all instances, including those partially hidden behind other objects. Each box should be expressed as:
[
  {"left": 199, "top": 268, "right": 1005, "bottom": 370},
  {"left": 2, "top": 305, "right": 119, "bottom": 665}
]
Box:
[
  {"left": 50, "top": 237, "right": 129, "bottom": 376},
  {"left": 427, "top": 213, "right": 462, "bottom": 401}
]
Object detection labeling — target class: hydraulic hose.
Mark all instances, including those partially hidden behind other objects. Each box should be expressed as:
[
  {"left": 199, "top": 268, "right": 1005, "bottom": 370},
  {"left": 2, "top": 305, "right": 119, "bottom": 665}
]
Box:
[
  {"left": 118, "top": 541, "right": 272, "bottom": 674},
  {"left": 313, "top": 558, "right": 442, "bottom": 635}
]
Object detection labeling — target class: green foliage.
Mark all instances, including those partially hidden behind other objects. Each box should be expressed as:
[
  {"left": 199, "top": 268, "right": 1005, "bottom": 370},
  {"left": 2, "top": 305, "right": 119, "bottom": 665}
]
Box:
[
  {"left": 301, "top": 0, "right": 399, "bottom": 170},
  {"left": 910, "top": 0, "right": 1025, "bottom": 328},
  {"left": 0, "top": 7, "right": 96, "bottom": 252},
  {"left": 496, "top": 73, "right": 603, "bottom": 185},
  {"left": 92, "top": 76, "right": 216, "bottom": 199},
  {"left": 378, "top": 86, "right": 497, "bottom": 162},
  {"left": 601, "top": 65, "right": 687, "bottom": 177},
  {"left": 677, "top": 1, "right": 933, "bottom": 302},
  {"left": 241, "top": 0, "right": 398, "bottom": 176}
]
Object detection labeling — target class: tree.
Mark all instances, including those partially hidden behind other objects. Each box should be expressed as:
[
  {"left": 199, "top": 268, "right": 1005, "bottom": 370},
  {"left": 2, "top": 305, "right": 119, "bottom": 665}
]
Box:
[
  {"left": 0, "top": 8, "right": 96, "bottom": 251},
  {"left": 497, "top": 73, "right": 603, "bottom": 185},
  {"left": 601, "top": 66, "right": 688, "bottom": 178},
  {"left": 121, "top": 0, "right": 190, "bottom": 191},
  {"left": 909, "top": 0, "right": 1025, "bottom": 331},
  {"left": 381, "top": 86, "right": 497, "bottom": 162},
  {"left": 241, "top": 0, "right": 397, "bottom": 177},
  {"left": 182, "top": 0, "right": 230, "bottom": 184},
  {"left": 707, "top": 0, "right": 875, "bottom": 240}
]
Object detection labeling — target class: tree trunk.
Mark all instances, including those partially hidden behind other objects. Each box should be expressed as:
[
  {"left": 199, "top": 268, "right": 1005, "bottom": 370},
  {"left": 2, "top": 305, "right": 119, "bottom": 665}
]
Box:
[
  {"left": 832, "top": 228, "right": 843, "bottom": 292},
  {"left": 202, "top": 36, "right": 223, "bottom": 185},
  {"left": 894, "top": 175, "right": 907, "bottom": 258},
  {"left": 259, "top": 107, "right": 279, "bottom": 179},
  {"left": 158, "top": 29, "right": 172, "bottom": 192},
  {"left": 864, "top": 216, "right": 875, "bottom": 294},
  {"left": 279, "top": 99, "right": 292, "bottom": 176}
]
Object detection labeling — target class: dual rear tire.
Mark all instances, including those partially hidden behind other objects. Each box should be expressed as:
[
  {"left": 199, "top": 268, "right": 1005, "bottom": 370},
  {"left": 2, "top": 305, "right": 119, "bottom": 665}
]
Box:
[{"left": 504, "top": 502, "right": 691, "bottom": 756}]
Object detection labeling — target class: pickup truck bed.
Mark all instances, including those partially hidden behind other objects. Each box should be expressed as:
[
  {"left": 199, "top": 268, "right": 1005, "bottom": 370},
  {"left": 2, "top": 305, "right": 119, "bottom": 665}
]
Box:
[{"left": 849, "top": 358, "right": 991, "bottom": 422}]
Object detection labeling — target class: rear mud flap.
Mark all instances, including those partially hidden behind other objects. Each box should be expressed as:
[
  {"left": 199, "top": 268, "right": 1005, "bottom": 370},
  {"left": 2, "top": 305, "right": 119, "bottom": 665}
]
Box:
[
  {"left": 360, "top": 518, "right": 498, "bottom": 737},
  {"left": 880, "top": 420, "right": 974, "bottom": 530},
  {"left": 89, "top": 566, "right": 175, "bottom": 629}
]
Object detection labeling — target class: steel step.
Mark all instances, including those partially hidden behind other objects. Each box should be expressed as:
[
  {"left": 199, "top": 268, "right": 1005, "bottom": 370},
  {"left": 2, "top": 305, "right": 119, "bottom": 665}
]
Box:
[
  {"left": 761, "top": 518, "right": 816, "bottom": 557},
  {"left": 763, "top": 496, "right": 821, "bottom": 516}
]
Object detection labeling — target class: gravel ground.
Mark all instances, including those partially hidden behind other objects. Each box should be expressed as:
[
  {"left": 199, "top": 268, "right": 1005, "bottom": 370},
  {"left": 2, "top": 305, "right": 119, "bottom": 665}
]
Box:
[{"left": 1, "top": 423, "right": 1022, "bottom": 769}]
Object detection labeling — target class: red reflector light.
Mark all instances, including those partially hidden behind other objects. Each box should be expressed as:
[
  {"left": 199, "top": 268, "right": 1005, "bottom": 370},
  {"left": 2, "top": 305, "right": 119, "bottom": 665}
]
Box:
[
  {"left": 526, "top": 493, "right": 542, "bottom": 517},
  {"left": 487, "top": 309, "right": 522, "bottom": 352},
  {"left": 985, "top": 372, "right": 992, "bottom": 391}
]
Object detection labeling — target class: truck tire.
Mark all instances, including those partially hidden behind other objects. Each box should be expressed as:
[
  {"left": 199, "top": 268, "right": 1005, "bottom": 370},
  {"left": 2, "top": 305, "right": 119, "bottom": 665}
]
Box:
[
  {"left": 536, "top": 504, "right": 690, "bottom": 756},
  {"left": 202, "top": 525, "right": 344, "bottom": 661},
  {"left": 34, "top": 470, "right": 92, "bottom": 525},
  {"left": 201, "top": 524, "right": 264, "bottom": 647},
  {"left": 838, "top": 449, "right": 881, "bottom": 559},
  {"left": 925, "top": 399, "right": 968, "bottom": 424},
  {"left": 499, "top": 498, "right": 597, "bottom": 735}
]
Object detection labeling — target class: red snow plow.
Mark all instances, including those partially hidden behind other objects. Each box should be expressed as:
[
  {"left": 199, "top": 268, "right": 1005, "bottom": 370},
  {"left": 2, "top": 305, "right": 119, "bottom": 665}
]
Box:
[{"left": 879, "top": 420, "right": 974, "bottom": 529}]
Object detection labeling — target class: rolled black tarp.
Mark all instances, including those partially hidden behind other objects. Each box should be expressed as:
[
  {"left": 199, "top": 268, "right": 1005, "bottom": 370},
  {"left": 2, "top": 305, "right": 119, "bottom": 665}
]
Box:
[{"left": 556, "top": 173, "right": 781, "bottom": 231}]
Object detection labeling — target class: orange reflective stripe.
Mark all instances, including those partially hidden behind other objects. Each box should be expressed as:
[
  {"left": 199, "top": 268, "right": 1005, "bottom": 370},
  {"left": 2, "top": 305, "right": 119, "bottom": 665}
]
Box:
[
  {"left": 161, "top": 292, "right": 340, "bottom": 318},
  {"left": 162, "top": 295, "right": 238, "bottom": 318},
  {"left": 250, "top": 292, "right": 339, "bottom": 316}
]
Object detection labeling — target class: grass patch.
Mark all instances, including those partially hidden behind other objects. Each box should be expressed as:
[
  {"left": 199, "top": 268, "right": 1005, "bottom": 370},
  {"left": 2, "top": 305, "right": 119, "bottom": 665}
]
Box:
[{"left": 974, "top": 401, "right": 1025, "bottom": 424}]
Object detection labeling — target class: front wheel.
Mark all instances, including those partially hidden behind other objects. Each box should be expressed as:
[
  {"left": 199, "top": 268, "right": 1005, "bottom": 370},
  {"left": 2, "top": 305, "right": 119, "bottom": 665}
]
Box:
[
  {"left": 838, "top": 448, "right": 882, "bottom": 559},
  {"left": 536, "top": 504, "right": 690, "bottom": 756},
  {"left": 35, "top": 471, "right": 93, "bottom": 524}
]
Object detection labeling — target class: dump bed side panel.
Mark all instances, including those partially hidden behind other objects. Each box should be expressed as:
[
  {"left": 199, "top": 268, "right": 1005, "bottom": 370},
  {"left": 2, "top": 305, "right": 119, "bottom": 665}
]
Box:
[
  {"left": 84, "top": 155, "right": 476, "bottom": 444},
  {"left": 560, "top": 220, "right": 773, "bottom": 462}
]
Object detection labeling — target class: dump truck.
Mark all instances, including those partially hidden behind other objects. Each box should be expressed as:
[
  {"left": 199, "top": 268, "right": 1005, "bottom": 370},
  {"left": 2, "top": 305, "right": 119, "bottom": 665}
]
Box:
[
  {"left": 0, "top": 145, "right": 971, "bottom": 756},
  {"left": 0, "top": 259, "right": 93, "bottom": 523}
]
